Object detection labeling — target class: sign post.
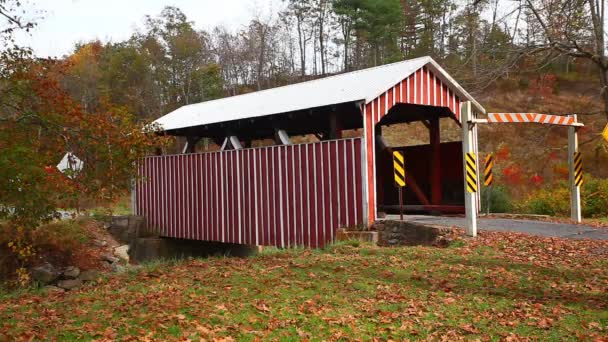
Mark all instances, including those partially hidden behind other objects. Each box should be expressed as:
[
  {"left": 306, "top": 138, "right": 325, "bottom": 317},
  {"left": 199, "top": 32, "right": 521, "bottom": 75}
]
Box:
[
  {"left": 484, "top": 154, "right": 494, "bottom": 215},
  {"left": 568, "top": 115, "right": 582, "bottom": 223},
  {"left": 393, "top": 151, "right": 406, "bottom": 221}
]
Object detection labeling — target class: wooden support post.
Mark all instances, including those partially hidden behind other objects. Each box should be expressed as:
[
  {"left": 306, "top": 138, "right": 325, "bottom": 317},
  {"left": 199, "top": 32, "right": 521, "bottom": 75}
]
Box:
[
  {"left": 461, "top": 101, "right": 478, "bottom": 237},
  {"left": 430, "top": 118, "right": 442, "bottom": 205},
  {"left": 329, "top": 112, "right": 342, "bottom": 139},
  {"left": 568, "top": 114, "right": 582, "bottom": 223},
  {"left": 473, "top": 120, "right": 481, "bottom": 213},
  {"left": 130, "top": 178, "right": 136, "bottom": 216},
  {"left": 375, "top": 125, "right": 384, "bottom": 209}
]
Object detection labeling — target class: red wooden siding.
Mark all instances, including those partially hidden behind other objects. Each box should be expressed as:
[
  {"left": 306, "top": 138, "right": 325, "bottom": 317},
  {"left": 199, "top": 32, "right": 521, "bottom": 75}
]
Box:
[
  {"left": 369, "top": 66, "right": 461, "bottom": 125},
  {"left": 362, "top": 65, "right": 462, "bottom": 225},
  {"left": 135, "top": 138, "right": 364, "bottom": 248}
]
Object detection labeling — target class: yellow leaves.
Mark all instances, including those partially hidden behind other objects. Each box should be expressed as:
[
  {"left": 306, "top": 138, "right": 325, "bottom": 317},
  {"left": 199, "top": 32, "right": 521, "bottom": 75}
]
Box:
[
  {"left": 7, "top": 237, "right": 35, "bottom": 260},
  {"left": 15, "top": 267, "right": 30, "bottom": 286}
]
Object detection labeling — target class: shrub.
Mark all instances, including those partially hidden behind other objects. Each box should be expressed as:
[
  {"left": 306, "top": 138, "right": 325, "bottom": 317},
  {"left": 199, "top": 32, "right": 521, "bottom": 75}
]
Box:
[
  {"left": 581, "top": 177, "right": 608, "bottom": 218},
  {"left": 480, "top": 185, "right": 514, "bottom": 213},
  {"left": 31, "top": 219, "right": 91, "bottom": 256},
  {"left": 523, "top": 185, "right": 570, "bottom": 216},
  {"left": 522, "top": 177, "right": 608, "bottom": 217},
  {"left": 0, "top": 218, "right": 94, "bottom": 287}
]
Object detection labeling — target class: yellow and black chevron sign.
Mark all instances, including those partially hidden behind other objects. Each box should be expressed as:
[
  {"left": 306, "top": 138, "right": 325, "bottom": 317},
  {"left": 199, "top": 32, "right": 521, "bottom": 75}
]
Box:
[
  {"left": 393, "top": 151, "right": 406, "bottom": 187},
  {"left": 484, "top": 154, "right": 494, "bottom": 187},
  {"left": 574, "top": 152, "right": 583, "bottom": 187},
  {"left": 465, "top": 152, "right": 478, "bottom": 193}
]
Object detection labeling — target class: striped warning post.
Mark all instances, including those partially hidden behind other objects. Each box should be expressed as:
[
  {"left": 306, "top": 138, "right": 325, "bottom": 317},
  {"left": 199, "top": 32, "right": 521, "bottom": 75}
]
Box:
[
  {"left": 484, "top": 154, "right": 494, "bottom": 187},
  {"left": 393, "top": 151, "right": 406, "bottom": 187},
  {"left": 574, "top": 152, "right": 583, "bottom": 187},
  {"left": 465, "top": 153, "right": 478, "bottom": 193},
  {"left": 487, "top": 113, "right": 576, "bottom": 126}
]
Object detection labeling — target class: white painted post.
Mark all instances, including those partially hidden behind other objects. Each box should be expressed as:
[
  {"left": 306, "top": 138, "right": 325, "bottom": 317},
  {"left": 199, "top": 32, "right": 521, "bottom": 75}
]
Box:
[
  {"left": 473, "top": 120, "right": 481, "bottom": 214},
  {"left": 461, "top": 101, "right": 478, "bottom": 237},
  {"left": 568, "top": 114, "right": 582, "bottom": 223}
]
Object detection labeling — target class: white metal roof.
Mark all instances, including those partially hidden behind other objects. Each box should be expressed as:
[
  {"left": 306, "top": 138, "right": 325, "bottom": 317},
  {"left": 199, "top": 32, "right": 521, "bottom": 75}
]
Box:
[{"left": 154, "top": 56, "right": 485, "bottom": 132}]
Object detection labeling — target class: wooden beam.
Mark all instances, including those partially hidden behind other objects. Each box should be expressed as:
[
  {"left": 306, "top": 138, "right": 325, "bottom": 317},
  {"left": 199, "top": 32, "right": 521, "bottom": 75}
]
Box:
[
  {"left": 274, "top": 129, "right": 293, "bottom": 145},
  {"left": 430, "top": 118, "right": 442, "bottom": 205},
  {"left": 376, "top": 135, "right": 431, "bottom": 206}
]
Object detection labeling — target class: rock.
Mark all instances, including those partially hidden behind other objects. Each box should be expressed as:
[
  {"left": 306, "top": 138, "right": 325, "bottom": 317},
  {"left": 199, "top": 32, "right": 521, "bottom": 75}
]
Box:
[
  {"left": 44, "top": 285, "right": 65, "bottom": 294},
  {"left": 63, "top": 266, "right": 80, "bottom": 279},
  {"left": 31, "top": 263, "right": 59, "bottom": 284},
  {"left": 57, "top": 279, "right": 83, "bottom": 290},
  {"left": 111, "top": 263, "right": 126, "bottom": 273},
  {"left": 101, "top": 254, "right": 119, "bottom": 264},
  {"left": 434, "top": 237, "right": 452, "bottom": 248},
  {"left": 114, "top": 245, "right": 130, "bottom": 262},
  {"left": 93, "top": 239, "right": 107, "bottom": 247},
  {"left": 78, "top": 270, "right": 100, "bottom": 282}
]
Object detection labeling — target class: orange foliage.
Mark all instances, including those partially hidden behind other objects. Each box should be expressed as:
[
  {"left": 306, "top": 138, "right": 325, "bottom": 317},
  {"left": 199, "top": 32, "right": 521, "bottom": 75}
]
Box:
[
  {"left": 530, "top": 174, "right": 544, "bottom": 186},
  {"left": 502, "top": 165, "right": 523, "bottom": 185},
  {"left": 495, "top": 144, "right": 510, "bottom": 161}
]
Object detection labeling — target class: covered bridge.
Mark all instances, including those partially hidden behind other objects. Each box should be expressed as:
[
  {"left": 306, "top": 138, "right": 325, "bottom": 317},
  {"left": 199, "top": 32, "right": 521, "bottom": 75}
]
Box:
[{"left": 135, "top": 56, "right": 485, "bottom": 248}]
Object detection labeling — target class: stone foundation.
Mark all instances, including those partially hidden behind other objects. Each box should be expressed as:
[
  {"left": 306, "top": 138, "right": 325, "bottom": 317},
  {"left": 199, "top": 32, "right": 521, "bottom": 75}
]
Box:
[
  {"left": 129, "top": 237, "right": 257, "bottom": 263},
  {"left": 373, "top": 220, "right": 452, "bottom": 247},
  {"left": 108, "top": 216, "right": 149, "bottom": 245},
  {"left": 336, "top": 229, "right": 379, "bottom": 243}
]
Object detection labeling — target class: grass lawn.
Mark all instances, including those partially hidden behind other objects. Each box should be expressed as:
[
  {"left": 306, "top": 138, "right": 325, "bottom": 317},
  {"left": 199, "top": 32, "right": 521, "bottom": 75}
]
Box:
[{"left": 1, "top": 231, "right": 607, "bottom": 341}]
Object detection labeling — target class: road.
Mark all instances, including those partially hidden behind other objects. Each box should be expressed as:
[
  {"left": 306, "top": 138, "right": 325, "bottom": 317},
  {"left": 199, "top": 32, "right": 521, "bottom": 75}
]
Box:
[{"left": 387, "top": 215, "right": 608, "bottom": 240}]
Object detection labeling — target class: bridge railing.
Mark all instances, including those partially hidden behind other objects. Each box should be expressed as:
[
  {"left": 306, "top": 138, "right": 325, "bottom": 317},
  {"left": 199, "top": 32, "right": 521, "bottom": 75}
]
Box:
[{"left": 135, "top": 138, "right": 364, "bottom": 248}]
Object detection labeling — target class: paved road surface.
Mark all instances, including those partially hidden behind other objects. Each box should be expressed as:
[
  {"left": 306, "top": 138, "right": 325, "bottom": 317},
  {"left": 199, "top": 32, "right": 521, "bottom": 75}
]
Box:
[{"left": 385, "top": 215, "right": 608, "bottom": 240}]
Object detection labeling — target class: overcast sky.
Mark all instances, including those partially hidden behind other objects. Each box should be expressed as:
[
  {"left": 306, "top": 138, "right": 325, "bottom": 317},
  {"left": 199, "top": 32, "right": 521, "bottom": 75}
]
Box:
[{"left": 16, "top": 0, "right": 279, "bottom": 58}]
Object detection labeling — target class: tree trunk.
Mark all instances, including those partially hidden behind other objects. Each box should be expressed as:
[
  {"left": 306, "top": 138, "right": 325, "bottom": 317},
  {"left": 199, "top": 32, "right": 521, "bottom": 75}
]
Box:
[
  {"left": 600, "top": 66, "right": 608, "bottom": 121},
  {"left": 297, "top": 16, "right": 306, "bottom": 78},
  {"left": 318, "top": 1, "right": 326, "bottom": 75}
]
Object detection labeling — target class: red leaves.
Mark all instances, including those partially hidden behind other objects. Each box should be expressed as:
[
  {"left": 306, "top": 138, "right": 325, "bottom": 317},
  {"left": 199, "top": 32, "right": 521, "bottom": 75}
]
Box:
[
  {"left": 530, "top": 174, "right": 544, "bottom": 186},
  {"left": 502, "top": 165, "right": 523, "bottom": 185},
  {"left": 495, "top": 145, "right": 511, "bottom": 161}
]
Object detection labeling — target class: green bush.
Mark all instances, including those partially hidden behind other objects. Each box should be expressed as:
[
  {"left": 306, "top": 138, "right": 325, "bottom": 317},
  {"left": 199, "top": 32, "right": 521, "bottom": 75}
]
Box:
[
  {"left": 581, "top": 177, "right": 608, "bottom": 218},
  {"left": 524, "top": 186, "right": 570, "bottom": 216},
  {"left": 522, "top": 177, "right": 608, "bottom": 217},
  {"left": 480, "top": 185, "right": 514, "bottom": 213}
]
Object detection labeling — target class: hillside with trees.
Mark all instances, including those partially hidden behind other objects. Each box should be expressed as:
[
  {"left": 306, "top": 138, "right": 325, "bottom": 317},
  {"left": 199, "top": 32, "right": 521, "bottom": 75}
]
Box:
[{"left": 48, "top": 1, "right": 607, "bottom": 202}]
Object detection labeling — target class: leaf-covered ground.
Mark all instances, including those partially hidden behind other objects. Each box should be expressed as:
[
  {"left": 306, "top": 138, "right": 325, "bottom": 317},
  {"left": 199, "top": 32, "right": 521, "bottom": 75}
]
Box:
[{"left": 1, "top": 231, "right": 607, "bottom": 341}]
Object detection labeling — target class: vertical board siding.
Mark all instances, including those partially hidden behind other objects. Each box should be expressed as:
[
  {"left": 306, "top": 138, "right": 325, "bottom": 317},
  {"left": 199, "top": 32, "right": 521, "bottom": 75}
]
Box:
[
  {"left": 136, "top": 138, "right": 363, "bottom": 248},
  {"left": 370, "top": 66, "right": 462, "bottom": 125},
  {"left": 361, "top": 65, "right": 462, "bottom": 226}
]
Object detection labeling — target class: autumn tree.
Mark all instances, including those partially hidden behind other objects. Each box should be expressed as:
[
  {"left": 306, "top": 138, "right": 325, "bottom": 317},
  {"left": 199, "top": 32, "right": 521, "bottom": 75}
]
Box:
[{"left": 521, "top": 0, "right": 608, "bottom": 121}]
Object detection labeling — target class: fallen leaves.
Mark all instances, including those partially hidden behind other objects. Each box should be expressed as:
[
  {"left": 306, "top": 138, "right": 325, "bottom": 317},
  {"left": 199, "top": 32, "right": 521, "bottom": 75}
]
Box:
[{"left": 0, "top": 230, "right": 607, "bottom": 340}]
